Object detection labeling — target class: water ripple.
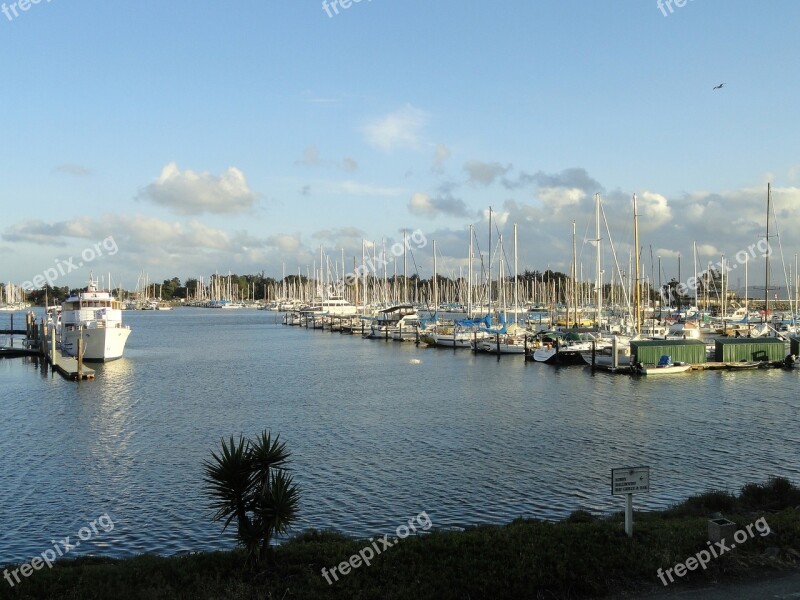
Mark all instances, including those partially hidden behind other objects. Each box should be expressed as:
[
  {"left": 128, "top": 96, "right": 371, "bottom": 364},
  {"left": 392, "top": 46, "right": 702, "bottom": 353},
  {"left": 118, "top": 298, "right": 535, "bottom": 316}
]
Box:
[{"left": 1, "top": 310, "right": 798, "bottom": 564}]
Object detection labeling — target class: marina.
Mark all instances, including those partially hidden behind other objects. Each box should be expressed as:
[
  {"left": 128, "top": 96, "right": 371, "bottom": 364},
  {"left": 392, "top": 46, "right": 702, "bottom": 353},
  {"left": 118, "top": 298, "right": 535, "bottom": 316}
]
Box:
[
  {"left": 3, "top": 3, "right": 800, "bottom": 595},
  {"left": 1, "top": 307, "right": 798, "bottom": 567}
]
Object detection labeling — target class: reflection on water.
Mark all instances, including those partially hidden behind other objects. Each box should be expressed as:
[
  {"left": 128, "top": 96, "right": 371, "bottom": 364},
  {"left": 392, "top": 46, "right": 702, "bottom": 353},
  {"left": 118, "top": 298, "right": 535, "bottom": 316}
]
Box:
[{"left": 1, "top": 309, "right": 798, "bottom": 563}]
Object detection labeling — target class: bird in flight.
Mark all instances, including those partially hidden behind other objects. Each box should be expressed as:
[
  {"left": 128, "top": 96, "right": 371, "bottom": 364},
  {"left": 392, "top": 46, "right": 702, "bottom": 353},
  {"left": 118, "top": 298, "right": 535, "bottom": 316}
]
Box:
[{"left": 713, "top": 83, "right": 725, "bottom": 90}]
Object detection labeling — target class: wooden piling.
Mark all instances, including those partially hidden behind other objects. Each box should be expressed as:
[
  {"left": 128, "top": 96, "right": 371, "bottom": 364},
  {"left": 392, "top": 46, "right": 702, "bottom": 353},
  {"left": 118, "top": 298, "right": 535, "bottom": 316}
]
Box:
[{"left": 77, "top": 336, "right": 83, "bottom": 380}]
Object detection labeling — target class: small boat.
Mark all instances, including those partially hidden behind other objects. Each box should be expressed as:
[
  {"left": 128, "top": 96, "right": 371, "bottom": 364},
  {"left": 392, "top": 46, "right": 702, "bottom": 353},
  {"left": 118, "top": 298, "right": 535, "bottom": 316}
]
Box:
[
  {"left": 365, "top": 305, "right": 418, "bottom": 339},
  {"left": 474, "top": 334, "right": 527, "bottom": 355},
  {"left": 634, "top": 355, "right": 692, "bottom": 375},
  {"left": 530, "top": 331, "right": 597, "bottom": 365},
  {"left": 724, "top": 360, "right": 764, "bottom": 370}
]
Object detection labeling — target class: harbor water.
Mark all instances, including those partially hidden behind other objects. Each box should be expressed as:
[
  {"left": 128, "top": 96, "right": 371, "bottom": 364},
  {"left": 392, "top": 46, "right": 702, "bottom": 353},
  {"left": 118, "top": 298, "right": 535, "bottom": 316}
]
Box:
[{"left": 1, "top": 308, "right": 798, "bottom": 565}]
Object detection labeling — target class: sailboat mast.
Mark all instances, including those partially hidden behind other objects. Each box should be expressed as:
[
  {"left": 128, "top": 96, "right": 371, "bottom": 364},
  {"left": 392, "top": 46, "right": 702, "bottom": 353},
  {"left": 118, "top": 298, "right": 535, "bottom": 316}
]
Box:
[
  {"left": 572, "top": 220, "right": 578, "bottom": 327},
  {"left": 403, "top": 230, "right": 408, "bottom": 304},
  {"left": 693, "top": 241, "right": 698, "bottom": 310},
  {"left": 595, "top": 193, "right": 602, "bottom": 328},
  {"left": 361, "top": 240, "right": 367, "bottom": 309},
  {"left": 633, "top": 194, "right": 641, "bottom": 334},
  {"left": 499, "top": 234, "right": 505, "bottom": 322},
  {"left": 792, "top": 252, "right": 797, "bottom": 324},
  {"left": 745, "top": 253, "right": 748, "bottom": 320},
  {"left": 721, "top": 255, "right": 725, "bottom": 318},
  {"left": 765, "top": 182, "right": 771, "bottom": 320},
  {"left": 488, "top": 207, "right": 492, "bottom": 314},
  {"left": 353, "top": 256, "right": 359, "bottom": 308},
  {"left": 513, "top": 223, "right": 518, "bottom": 323},
  {"left": 432, "top": 239, "right": 438, "bottom": 309},
  {"left": 468, "top": 224, "right": 473, "bottom": 317},
  {"left": 383, "top": 239, "right": 388, "bottom": 303},
  {"left": 319, "top": 245, "right": 324, "bottom": 300}
]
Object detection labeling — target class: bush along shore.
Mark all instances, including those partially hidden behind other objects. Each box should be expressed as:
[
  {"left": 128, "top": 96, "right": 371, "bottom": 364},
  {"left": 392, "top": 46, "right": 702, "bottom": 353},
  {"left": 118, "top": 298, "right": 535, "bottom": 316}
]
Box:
[{"left": 2, "top": 477, "right": 800, "bottom": 600}]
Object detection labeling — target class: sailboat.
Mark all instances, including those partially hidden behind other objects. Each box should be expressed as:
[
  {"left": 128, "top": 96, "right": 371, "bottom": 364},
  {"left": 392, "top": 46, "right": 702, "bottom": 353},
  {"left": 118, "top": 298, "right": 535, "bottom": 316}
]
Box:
[
  {"left": 532, "top": 221, "right": 597, "bottom": 364},
  {"left": 474, "top": 225, "right": 528, "bottom": 355},
  {"left": 427, "top": 221, "right": 489, "bottom": 348}
]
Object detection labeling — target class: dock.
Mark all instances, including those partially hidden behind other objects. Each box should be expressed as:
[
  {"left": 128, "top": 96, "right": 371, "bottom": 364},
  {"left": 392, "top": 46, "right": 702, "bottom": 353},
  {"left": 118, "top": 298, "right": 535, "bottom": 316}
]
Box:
[
  {"left": 45, "top": 346, "right": 96, "bottom": 380},
  {"left": 1, "top": 312, "right": 94, "bottom": 381}
]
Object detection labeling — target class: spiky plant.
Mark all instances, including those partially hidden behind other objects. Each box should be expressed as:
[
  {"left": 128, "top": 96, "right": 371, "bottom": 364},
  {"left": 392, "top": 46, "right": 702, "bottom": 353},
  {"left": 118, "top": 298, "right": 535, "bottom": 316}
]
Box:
[{"left": 204, "top": 431, "right": 299, "bottom": 564}]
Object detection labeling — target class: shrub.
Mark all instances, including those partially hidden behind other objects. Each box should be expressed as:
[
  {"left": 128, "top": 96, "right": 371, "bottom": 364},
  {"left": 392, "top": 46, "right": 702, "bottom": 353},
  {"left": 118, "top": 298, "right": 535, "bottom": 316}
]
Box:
[{"left": 203, "top": 431, "right": 300, "bottom": 565}]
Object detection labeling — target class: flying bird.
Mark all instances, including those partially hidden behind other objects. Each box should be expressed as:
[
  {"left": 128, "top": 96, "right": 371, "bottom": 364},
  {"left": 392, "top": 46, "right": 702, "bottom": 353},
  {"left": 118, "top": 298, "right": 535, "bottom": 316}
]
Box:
[{"left": 713, "top": 83, "right": 725, "bottom": 90}]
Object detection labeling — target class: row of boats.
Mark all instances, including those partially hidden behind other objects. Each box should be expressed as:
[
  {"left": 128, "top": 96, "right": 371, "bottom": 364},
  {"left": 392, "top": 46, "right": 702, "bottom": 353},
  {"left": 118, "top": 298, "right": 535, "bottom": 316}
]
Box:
[
  {"left": 280, "top": 300, "right": 800, "bottom": 374},
  {"left": 11, "top": 276, "right": 797, "bottom": 369}
]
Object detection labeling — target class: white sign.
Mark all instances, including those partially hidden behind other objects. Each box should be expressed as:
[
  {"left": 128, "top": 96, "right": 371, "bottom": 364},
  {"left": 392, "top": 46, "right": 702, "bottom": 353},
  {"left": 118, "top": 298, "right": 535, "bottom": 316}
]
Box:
[{"left": 611, "top": 466, "right": 650, "bottom": 495}]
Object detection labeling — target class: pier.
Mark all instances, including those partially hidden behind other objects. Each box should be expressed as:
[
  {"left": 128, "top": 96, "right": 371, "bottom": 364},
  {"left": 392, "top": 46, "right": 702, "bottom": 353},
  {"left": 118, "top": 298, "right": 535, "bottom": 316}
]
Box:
[{"left": 0, "top": 313, "right": 94, "bottom": 381}]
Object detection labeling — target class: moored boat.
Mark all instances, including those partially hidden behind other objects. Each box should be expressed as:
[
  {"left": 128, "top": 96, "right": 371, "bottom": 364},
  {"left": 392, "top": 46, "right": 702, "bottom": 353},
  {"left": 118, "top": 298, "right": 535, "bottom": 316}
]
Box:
[
  {"left": 58, "top": 277, "right": 131, "bottom": 362},
  {"left": 634, "top": 355, "right": 692, "bottom": 375}
]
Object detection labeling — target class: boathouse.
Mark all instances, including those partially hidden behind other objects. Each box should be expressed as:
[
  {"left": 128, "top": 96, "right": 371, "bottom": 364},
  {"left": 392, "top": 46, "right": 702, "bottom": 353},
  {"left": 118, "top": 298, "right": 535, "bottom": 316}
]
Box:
[
  {"left": 714, "top": 337, "right": 788, "bottom": 363},
  {"left": 630, "top": 339, "right": 706, "bottom": 365}
]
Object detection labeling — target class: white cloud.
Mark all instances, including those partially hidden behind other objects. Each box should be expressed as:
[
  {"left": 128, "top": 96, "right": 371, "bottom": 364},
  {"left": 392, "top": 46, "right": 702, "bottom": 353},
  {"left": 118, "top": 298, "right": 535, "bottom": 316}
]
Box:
[
  {"left": 362, "top": 105, "right": 428, "bottom": 151},
  {"left": 138, "top": 162, "right": 259, "bottom": 215},
  {"left": 408, "top": 191, "right": 469, "bottom": 219},
  {"left": 409, "top": 192, "right": 435, "bottom": 217},
  {"left": 637, "top": 191, "right": 672, "bottom": 232},
  {"left": 265, "top": 233, "right": 302, "bottom": 253}
]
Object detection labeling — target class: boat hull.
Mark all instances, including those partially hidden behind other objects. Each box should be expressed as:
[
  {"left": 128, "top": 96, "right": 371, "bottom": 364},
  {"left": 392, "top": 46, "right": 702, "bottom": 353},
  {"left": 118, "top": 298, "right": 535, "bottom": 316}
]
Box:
[
  {"left": 532, "top": 347, "right": 589, "bottom": 365},
  {"left": 637, "top": 364, "right": 692, "bottom": 375},
  {"left": 475, "top": 341, "right": 526, "bottom": 354},
  {"left": 61, "top": 327, "right": 131, "bottom": 362},
  {"left": 432, "top": 334, "right": 473, "bottom": 348}
]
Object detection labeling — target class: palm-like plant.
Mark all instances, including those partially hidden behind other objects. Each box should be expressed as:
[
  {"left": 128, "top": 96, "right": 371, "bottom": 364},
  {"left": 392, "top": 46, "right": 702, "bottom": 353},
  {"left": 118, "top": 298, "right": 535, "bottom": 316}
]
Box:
[{"left": 203, "top": 431, "right": 300, "bottom": 564}]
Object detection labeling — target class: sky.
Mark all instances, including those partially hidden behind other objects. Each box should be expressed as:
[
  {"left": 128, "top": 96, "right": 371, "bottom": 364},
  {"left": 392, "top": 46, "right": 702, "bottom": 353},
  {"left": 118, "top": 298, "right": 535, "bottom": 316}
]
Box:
[{"left": 1, "top": 0, "right": 799, "bottom": 295}]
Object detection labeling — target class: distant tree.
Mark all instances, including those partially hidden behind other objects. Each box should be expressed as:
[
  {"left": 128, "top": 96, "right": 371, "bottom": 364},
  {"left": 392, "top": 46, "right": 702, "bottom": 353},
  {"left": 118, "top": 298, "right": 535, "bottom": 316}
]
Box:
[{"left": 160, "top": 277, "right": 181, "bottom": 300}]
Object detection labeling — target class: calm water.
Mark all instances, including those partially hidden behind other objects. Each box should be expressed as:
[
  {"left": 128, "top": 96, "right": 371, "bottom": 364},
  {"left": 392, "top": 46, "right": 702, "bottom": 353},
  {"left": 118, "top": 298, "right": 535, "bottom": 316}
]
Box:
[{"left": 1, "top": 308, "right": 798, "bottom": 565}]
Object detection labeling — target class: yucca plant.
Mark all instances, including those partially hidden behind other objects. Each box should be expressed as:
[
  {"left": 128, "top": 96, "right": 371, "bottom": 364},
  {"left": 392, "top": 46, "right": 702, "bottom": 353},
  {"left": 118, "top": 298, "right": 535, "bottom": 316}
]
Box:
[{"left": 203, "top": 431, "right": 300, "bottom": 565}]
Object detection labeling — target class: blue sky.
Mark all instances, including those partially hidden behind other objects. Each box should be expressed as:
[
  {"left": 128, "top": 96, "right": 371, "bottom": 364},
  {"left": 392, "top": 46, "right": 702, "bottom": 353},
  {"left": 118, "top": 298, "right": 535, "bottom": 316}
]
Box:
[{"left": 1, "top": 0, "right": 799, "bottom": 293}]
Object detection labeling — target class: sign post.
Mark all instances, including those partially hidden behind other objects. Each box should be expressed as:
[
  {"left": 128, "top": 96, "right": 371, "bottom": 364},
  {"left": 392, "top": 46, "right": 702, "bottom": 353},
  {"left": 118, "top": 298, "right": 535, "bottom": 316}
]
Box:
[{"left": 611, "top": 466, "right": 650, "bottom": 537}]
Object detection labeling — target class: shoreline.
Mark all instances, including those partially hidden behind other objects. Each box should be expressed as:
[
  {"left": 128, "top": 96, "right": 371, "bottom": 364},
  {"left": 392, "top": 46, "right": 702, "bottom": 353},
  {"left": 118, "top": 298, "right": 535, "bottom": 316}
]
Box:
[{"left": 3, "top": 478, "right": 799, "bottom": 599}]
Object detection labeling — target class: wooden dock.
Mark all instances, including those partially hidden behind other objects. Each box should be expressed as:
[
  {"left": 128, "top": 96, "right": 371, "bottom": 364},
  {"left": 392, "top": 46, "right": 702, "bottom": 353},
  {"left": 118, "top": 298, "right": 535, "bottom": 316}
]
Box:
[
  {"left": 590, "top": 360, "right": 787, "bottom": 374},
  {"left": 1, "top": 312, "right": 94, "bottom": 381},
  {"left": 46, "top": 347, "right": 95, "bottom": 380}
]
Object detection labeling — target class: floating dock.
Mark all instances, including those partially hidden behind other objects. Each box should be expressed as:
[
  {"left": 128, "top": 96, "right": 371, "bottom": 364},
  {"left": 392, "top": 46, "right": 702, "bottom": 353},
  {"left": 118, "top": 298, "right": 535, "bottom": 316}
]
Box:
[{"left": 1, "top": 312, "right": 94, "bottom": 381}]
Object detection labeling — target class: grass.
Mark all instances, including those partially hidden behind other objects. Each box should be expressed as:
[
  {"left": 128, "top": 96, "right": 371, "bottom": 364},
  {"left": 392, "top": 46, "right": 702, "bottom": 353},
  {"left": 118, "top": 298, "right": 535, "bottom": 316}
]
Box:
[{"left": 2, "top": 478, "right": 799, "bottom": 600}]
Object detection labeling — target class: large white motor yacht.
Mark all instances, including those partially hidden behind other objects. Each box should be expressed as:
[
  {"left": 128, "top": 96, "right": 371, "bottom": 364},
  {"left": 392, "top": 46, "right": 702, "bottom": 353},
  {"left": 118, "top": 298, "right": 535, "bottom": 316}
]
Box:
[{"left": 59, "top": 277, "right": 131, "bottom": 362}]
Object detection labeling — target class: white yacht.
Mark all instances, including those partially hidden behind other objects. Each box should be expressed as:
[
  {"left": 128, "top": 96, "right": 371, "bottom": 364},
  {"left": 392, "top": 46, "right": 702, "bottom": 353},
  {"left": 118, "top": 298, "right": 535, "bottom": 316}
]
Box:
[
  {"left": 305, "top": 295, "right": 358, "bottom": 317},
  {"left": 59, "top": 277, "right": 131, "bottom": 362},
  {"left": 365, "top": 305, "right": 419, "bottom": 339}
]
